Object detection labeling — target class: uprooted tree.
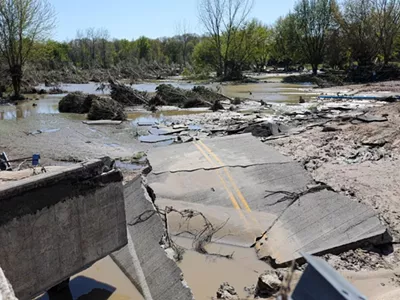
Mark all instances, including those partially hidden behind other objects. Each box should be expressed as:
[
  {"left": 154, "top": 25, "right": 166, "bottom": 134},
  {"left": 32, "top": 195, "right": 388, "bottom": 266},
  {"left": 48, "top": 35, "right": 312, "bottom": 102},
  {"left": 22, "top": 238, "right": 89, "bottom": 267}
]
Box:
[{"left": 0, "top": 0, "right": 55, "bottom": 99}]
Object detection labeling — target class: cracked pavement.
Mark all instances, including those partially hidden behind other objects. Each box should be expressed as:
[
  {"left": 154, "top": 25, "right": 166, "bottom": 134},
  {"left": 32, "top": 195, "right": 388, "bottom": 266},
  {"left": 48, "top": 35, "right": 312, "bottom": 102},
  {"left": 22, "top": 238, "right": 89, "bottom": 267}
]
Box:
[{"left": 146, "top": 134, "right": 388, "bottom": 265}]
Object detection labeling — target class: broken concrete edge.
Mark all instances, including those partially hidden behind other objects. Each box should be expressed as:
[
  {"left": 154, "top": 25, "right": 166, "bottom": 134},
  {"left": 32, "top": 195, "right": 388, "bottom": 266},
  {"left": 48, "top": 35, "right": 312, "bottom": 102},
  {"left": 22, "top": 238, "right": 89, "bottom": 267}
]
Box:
[
  {"left": 261, "top": 229, "right": 392, "bottom": 269},
  {"left": 0, "top": 158, "right": 111, "bottom": 200},
  {"left": 0, "top": 158, "right": 123, "bottom": 227},
  {"left": 0, "top": 267, "right": 17, "bottom": 300},
  {"left": 111, "top": 175, "right": 194, "bottom": 300}
]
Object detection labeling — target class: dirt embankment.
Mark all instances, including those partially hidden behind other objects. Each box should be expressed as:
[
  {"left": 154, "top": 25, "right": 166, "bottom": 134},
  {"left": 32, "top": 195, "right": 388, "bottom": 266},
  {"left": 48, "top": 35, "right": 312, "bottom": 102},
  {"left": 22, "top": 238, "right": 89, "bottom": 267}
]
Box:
[{"left": 266, "top": 102, "right": 400, "bottom": 273}]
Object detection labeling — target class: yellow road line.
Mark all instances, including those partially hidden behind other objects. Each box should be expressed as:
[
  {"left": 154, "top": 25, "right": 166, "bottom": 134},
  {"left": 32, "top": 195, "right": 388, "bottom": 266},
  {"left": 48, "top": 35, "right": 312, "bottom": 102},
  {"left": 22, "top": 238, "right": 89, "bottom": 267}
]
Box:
[
  {"left": 198, "top": 140, "right": 252, "bottom": 212},
  {"left": 193, "top": 142, "right": 242, "bottom": 212},
  {"left": 197, "top": 140, "right": 264, "bottom": 234}
]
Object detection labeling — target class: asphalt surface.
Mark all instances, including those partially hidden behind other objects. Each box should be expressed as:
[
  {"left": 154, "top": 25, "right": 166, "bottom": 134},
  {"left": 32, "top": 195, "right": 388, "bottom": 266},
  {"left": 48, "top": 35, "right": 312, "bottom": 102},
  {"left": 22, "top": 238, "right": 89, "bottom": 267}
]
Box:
[{"left": 147, "top": 134, "right": 387, "bottom": 265}]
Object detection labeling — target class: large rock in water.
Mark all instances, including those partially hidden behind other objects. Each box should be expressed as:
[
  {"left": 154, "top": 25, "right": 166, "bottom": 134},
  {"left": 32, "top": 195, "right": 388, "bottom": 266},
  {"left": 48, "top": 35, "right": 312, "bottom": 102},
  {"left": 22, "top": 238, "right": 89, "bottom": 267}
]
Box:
[
  {"left": 59, "top": 92, "right": 95, "bottom": 113},
  {"left": 88, "top": 98, "right": 126, "bottom": 120}
]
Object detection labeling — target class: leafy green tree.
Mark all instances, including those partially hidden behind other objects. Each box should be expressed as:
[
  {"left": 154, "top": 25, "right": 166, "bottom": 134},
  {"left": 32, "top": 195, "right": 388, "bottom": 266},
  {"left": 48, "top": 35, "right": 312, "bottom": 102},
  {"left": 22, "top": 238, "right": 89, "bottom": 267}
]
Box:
[
  {"left": 0, "top": 0, "right": 55, "bottom": 98},
  {"left": 270, "top": 15, "right": 301, "bottom": 70},
  {"left": 135, "top": 36, "right": 151, "bottom": 61},
  {"left": 198, "top": 0, "right": 254, "bottom": 79},
  {"left": 292, "top": 0, "right": 337, "bottom": 75},
  {"left": 374, "top": 0, "right": 400, "bottom": 64},
  {"left": 249, "top": 20, "right": 274, "bottom": 71},
  {"left": 337, "top": 0, "right": 380, "bottom": 65}
]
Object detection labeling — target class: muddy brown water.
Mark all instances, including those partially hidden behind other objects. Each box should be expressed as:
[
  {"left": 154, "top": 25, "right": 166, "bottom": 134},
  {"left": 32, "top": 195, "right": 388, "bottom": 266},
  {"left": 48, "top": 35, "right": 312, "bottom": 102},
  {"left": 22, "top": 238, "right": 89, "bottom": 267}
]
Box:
[{"left": 1, "top": 81, "right": 315, "bottom": 121}]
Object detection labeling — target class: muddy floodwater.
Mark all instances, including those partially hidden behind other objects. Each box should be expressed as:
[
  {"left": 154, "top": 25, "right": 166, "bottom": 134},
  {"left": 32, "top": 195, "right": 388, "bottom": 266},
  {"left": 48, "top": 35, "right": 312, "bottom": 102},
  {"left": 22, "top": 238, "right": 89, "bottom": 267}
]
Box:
[
  {"left": 1, "top": 80, "right": 317, "bottom": 121},
  {"left": 37, "top": 256, "right": 144, "bottom": 300}
]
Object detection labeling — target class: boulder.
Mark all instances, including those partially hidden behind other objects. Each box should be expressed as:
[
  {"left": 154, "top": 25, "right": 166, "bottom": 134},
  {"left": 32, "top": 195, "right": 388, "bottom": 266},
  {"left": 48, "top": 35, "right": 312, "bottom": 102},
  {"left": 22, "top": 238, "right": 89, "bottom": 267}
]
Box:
[{"left": 88, "top": 98, "right": 126, "bottom": 121}]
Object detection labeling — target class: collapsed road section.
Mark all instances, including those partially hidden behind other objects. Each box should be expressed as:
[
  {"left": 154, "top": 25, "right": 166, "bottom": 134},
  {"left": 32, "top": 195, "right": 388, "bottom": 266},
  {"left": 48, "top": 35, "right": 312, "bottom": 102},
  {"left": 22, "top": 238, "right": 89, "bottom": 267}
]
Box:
[
  {"left": 111, "top": 176, "right": 193, "bottom": 300},
  {"left": 146, "top": 134, "right": 390, "bottom": 266},
  {"left": 0, "top": 159, "right": 127, "bottom": 300}
]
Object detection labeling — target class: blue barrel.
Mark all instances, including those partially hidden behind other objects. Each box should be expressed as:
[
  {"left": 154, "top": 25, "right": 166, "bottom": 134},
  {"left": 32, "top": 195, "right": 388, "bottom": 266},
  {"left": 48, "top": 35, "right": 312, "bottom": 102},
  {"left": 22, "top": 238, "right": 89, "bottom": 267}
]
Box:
[{"left": 32, "top": 154, "right": 41, "bottom": 166}]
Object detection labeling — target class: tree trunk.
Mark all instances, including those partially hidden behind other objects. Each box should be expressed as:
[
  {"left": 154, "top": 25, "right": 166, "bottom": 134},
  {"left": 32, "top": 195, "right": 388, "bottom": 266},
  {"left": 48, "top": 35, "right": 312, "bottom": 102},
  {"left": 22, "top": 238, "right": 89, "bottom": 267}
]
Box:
[
  {"left": 312, "top": 64, "right": 318, "bottom": 76},
  {"left": 10, "top": 65, "right": 22, "bottom": 100}
]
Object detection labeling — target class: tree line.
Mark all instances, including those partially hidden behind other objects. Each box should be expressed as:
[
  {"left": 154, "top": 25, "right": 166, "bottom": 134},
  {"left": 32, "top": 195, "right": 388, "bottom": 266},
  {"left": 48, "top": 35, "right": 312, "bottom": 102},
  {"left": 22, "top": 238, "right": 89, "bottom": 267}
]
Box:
[{"left": 1, "top": 0, "right": 400, "bottom": 98}]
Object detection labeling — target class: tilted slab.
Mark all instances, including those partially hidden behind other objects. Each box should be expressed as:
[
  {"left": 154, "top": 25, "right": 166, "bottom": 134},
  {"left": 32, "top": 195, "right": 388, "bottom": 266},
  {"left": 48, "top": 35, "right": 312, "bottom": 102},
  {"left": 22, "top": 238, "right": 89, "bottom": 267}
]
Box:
[
  {"left": 146, "top": 135, "right": 388, "bottom": 264},
  {"left": 111, "top": 177, "right": 193, "bottom": 300}
]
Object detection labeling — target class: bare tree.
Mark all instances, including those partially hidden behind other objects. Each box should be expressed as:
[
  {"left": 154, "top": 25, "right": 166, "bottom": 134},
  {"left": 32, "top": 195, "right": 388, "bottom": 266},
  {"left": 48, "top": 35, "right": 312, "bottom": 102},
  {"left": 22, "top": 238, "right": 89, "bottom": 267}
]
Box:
[
  {"left": 0, "top": 0, "right": 55, "bottom": 99},
  {"left": 198, "top": 0, "right": 254, "bottom": 79},
  {"left": 374, "top": 0, "right": 400, "bottom": 64}
]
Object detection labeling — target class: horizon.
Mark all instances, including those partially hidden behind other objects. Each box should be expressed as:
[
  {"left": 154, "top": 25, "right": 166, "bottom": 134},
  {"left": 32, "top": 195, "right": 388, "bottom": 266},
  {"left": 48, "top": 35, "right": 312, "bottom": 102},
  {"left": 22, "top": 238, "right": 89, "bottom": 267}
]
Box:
[{"left": 50, "top": 0, "right": 296, "bottom": 41}]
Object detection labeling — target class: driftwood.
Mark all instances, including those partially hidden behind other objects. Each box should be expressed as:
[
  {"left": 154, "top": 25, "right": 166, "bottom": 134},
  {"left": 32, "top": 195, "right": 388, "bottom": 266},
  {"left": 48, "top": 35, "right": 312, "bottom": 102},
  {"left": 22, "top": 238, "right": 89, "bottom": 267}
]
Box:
[
  {"left": 109, "top": 79, "right": 149, "bottom": 106},
  {"left": 88, "top": 98, "right": 127, "bottom": 121}
]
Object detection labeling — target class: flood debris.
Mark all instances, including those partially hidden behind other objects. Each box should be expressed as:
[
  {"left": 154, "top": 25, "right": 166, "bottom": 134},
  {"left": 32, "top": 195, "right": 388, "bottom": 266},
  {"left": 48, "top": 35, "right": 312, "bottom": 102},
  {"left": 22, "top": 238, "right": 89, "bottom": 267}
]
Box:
[
  {"left": 109, "top": 80, "right": 149, "bottom": 106},
  {"left": 214, "top": 282, "right": 239, "bottom": 300},
  {"left": 153, "top": 84, "right": 227, "bottom": 110},
  {"left": 88, "top": 97, "right": 126, "bottom": 121},
  {"left": 162, "top": 207, "right": 234, "bottom": 260},
  {"left": 255, "top": 270, "right": 285, "bottom": 298},
  {"left": 58, "top": 92, "right": 94, "bottom": 113}
]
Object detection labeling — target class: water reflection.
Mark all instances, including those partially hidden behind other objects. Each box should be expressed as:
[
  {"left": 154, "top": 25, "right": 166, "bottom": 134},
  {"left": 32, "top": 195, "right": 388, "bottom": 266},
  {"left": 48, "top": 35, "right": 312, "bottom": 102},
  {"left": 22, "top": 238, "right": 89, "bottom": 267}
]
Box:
[{"left": 0, "top": 99, "right": 59, "bottom": 120}]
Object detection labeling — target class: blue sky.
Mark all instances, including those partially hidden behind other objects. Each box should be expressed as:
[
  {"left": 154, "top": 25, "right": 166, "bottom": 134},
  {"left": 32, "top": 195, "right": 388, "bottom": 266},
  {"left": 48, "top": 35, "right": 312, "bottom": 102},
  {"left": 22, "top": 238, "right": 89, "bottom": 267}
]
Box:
[{"left": 50, "top": 0, "right": 295, "bottom": 41}]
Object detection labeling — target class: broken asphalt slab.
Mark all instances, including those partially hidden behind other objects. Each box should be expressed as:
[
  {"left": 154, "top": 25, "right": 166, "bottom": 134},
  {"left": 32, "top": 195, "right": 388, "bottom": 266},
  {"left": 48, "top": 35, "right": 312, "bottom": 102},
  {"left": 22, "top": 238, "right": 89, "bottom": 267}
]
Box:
[
  {"left": 111, "top": 176, "right": 193, "bottom": 300},
  {"left": 146, "top": 134, "right": 388, "bottom": 265}
]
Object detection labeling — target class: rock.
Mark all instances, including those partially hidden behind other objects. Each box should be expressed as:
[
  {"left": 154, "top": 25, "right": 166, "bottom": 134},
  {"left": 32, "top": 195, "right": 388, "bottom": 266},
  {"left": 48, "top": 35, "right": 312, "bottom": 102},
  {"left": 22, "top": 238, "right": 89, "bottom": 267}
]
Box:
[
  {"left": 59, "top": 92, "right": 96, "bottom": 114},
  {"left": 355, "top": 114, "right": 388, "bottom": 123},
  {"left": 255, "top": 270, "right": 284, "bottom": 298},
  {"left": 322, "top": 126, "right": 341, "bottom": 132},
  {"left": 87, "top": 98, "right": 127, "bottom": 121},
  {"left": 299, "top": 96, "right": 305, "bottom": 103},
  {"left": 216, "top": 283, "right": 239, "bottom": 300},
  {"left": 244, "top": 122, "right": 288, "bottom": 137}
]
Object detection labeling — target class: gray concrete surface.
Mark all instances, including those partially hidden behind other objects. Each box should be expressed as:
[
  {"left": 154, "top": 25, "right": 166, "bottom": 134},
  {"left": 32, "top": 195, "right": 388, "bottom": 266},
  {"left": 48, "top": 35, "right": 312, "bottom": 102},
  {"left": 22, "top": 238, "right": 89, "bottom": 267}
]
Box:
[
  {"left": 111, "top": 176, "right": 193, "bottom": 300},
  {"left": 0, "top": 160, "right": 127, "bottom": 300},
  {"left": 146, "top": 134, "right": 388, "bottom": 265}
]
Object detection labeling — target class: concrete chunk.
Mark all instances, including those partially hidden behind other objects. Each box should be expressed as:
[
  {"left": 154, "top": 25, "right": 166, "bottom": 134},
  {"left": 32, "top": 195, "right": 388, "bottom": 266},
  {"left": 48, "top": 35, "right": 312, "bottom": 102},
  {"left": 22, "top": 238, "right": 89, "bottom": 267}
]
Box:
[
  {"left": 0, "top": 159, "right": 127, "bottom": 300},
  {"left": 111, "top": 177, "right": 193, "bottom": 300},
  {"left": 258, "top": 190, "right": 388, "bottom": 266}
]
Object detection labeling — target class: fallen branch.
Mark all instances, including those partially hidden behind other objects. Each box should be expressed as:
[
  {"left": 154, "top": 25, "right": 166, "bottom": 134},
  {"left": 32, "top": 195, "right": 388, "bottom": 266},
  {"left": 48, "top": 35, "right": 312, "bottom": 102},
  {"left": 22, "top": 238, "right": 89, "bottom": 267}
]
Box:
[{"left": 161, "top": 206, "right": 234, "bottom": 260}]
